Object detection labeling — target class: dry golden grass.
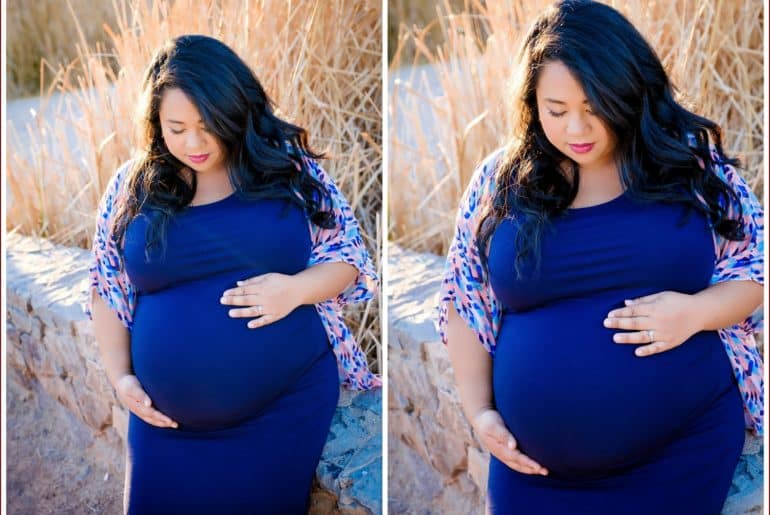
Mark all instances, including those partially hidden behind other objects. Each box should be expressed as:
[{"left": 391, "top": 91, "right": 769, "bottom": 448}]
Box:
[
  {"left": 7, "top": 0, "right": 382, "bottom": 372},
  {"left": 7, "top": 0, "right": 119, "bottom": 99},
  {"left": 389, "top": 0, "right": 764, "bottom": 255}
]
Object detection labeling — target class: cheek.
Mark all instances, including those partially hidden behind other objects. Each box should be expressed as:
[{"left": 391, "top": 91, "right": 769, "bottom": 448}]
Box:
[
  {"left": 162, "top": 132, "right": 184, "bottom": 156},
  {"left": 538, "top": 115, "right": 562, "bottom": 145}
]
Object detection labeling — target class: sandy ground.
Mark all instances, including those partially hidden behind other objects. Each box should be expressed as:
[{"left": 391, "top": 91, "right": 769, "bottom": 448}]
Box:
[{"left": 7, "top": 373, "right": 123, "bottom": 515}]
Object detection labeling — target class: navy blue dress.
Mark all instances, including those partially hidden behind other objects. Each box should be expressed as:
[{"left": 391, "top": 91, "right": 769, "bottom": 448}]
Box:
[
  {"left": 486, "top": 193, "right": 745, "bottom": 514},
  {"left": 122, "top": 193, "right": 340, "bottom": 514}
]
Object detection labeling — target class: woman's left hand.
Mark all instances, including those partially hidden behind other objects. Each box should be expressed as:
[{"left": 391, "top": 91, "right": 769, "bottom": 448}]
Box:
[
  {"left": 604, "top": 291, "right": 703, "bottom": 357},
  {"left": 220, "top": 273, "right": 303, "bottom": 328}
]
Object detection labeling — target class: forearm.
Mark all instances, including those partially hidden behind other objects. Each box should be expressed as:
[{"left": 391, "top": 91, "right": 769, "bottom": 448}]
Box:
[
  {"left": 691, "top": 280, "right": 763, "bottom": 331},
  {"left": 292, "top": 261, "right": 358, "bottom": 305},
  {"left": 91, "top": 291, "right": 132, "bottom": 388},
  {"left": 446, "top": 303, "right": 495, "bottom": 424}
]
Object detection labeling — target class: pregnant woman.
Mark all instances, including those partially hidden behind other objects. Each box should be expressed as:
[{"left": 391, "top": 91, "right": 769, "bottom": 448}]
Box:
[
  {"left": 87, "top": 35, "right": 379, "bottom": 513},
  {"left": 438, "top": 1, "right": 763, "bottom": 514}
]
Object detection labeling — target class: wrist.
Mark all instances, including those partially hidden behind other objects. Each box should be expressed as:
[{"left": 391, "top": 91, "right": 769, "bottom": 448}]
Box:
[
  {"left": 288, "top": 273, "right": 308, "bottom": 307},
  {"left": 110, "top": 370, "right": 133, "bottom": 389},
  {"left": 470, "top": 404, "right": 495, "bottom": 427},
  {"left": 687, "top": 291, "right": 709, "bottom": 333}
]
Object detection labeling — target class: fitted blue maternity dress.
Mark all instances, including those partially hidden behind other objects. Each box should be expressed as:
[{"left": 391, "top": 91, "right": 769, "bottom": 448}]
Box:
[
  {"left": 122, "top": 193, "right": 339, "bottom": 514},
  {"left": 486, "top": 193, "right": 745, "bottom": 514}
]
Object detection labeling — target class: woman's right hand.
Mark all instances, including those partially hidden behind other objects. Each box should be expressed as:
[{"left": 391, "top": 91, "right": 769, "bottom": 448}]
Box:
[
  {"left": 473, "top": 408, "right": 548, "bottom": 475},
  {"left": 115, "top": 374, "right": 179, "bottom": 429}
]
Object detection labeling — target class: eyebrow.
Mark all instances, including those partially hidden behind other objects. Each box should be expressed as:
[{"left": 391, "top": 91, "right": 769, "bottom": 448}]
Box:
[
  {"left": 544, "top": 98, "right": 590, "bottom": 105},
  {"left": 165, "top": 119, "right": 204, "bottom": 124}
]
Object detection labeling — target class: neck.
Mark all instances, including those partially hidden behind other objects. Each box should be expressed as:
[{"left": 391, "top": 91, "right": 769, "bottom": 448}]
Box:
[
  {"left": 570, "top": 160, "right": 624, "bottom": 207},
  {"left": 183, "top": 167, "right": 234, "bottom": 205}
]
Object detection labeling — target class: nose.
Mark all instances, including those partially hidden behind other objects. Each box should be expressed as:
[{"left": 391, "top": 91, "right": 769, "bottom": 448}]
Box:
[
  {"left": 565, "top": 112, "right": 590, "bottom": 137},
  {"left": 185, "top": 130, "right": 206, "bottom": 151}
]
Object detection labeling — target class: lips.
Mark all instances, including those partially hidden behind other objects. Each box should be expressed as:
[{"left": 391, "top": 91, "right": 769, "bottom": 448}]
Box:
[
  {"left": 568, "top": 143, "right": 594, "bottom": 154},
  {"left": 188, "top": 154, "right": 210, "bottom": 164}
]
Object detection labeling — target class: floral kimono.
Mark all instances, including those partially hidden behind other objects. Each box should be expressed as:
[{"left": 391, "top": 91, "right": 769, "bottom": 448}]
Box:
[
  {"left": 438, "top": 147, "right": 764, "bottom": 435},
  {"left": 85, "top": 156, "right": 380, "bottom": 390}
]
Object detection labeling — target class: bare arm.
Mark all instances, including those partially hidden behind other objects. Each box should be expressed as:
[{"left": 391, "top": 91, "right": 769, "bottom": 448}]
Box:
[
  {"left": 292, "top": 261, "right": 358, "bottom": 305},
  {"left": 445, "top": 303, "right": 495, "bottom": 423},
  {"left": 445, "top": 303, "right": 548, "bottom": 475},
  {"left": 91, "top": 291, "right": 177, "bottom": 428},
  {"left": 691, "top": 280, "right": 762, "bottom": 331},
  {"left": 90, "top": 291, "right": 132, "bottom": 388}
]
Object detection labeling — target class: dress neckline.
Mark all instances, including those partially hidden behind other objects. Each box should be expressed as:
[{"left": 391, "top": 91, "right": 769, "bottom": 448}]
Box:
[
  {"left": 566, "top": 191, "right": 628, "bottom": 213},
  {"left": 188, "top": 191, "right": 238, "bottom": 209}
]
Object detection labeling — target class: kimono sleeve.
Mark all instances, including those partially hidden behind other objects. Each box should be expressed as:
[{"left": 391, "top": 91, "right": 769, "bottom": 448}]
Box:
[
  {"left": 83, "top": 161, "right": 136, "bottom": 329},
  {"left": 710, "top": 157, "right": 764, "bottom": 333},
  {"left": 436, "top": 150, "right": 504, "bottom": 354},
  {"left": 304, "top": 156, "right": 379, "bottom": 308}
]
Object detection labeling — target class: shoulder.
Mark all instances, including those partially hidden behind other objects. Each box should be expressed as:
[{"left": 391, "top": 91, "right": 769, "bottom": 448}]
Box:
[
  {"left": 97, "top": 159, "right": 135, "bottom": 219},
  {"left": 461, "top": 146, "right": 507, "bottom": 211}
]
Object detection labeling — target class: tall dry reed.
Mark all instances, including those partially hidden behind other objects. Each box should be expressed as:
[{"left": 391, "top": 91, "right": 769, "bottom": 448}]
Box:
[
  {"left": 7, "top": 0, "right": 119, "bottom": 99},
  {"left": 7, "top": 0, "right": 382, "bottom": 371},
  {"left": 389, "top": 0, "right": 764, "bottom": 255}
]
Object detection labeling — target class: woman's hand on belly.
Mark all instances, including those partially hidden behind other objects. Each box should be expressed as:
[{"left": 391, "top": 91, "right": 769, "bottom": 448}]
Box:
[
  {"left": 473, "top": 408, "right": 549, "bottom": 476},
  {"left": 604, "top": 290, "right": 702, "bottom": 357},
  {"left": 116, "top": 374, "right": 179, "bottom": 429},
  {"left": 220, "top": 272, "right": 302, "bottom": 329}
]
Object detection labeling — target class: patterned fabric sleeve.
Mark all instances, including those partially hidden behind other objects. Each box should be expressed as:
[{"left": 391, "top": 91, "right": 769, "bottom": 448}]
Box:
[
  {"left": 84, "top": 161, "right": 136, "bottom": 329},
  {"left": 303, "top": 156, "right": 381, "bottom": 390},
  {"left": 436, "top": 149, "right": 505, "bottom": 354},
  {"left": 710, "top": 154, "right": 765, "bottom": 325},
  {"left": 304, "top": 156, "right": 379, "bottom": 309},
  {"left": 708, "top": 152, "right": 765, "bottom": 435}
]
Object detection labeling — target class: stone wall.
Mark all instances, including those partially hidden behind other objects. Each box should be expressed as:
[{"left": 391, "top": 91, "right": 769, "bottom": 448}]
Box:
[
  {"left": 387, "top": 245, "right": 763, "bottom": 514},
  {"left": 6, "top": 233, "right": 381, "bottom": 514}
]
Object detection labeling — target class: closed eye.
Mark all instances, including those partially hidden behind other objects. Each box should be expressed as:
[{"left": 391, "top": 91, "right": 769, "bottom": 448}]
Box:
[
  {"left": 548, "top": 110, "right": 566, "bottom": 118},
  {"left": 170, "top": 129, "right": 184, "bottom": 135}
]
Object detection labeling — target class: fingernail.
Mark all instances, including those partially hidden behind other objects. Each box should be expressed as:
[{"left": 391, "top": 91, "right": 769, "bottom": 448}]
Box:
[
  {"left": 220, "top": 297, "right": 226, "bottom": 304},
  {"left": 625, "top": 299, "right": 634, "bottom": 305},
  {"left": 144, "top": 399, "right": 150, "bottom": 407},
  {"left": 237, "top": 281, "right": 244, "bottom": 286},
  {"left": 603, "top": 319, "right": 611, "bottom": 326}
]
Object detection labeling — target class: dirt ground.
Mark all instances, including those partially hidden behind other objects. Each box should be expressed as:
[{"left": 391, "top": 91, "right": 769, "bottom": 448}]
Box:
[{"left": 6, "top": 373, "right": 123, "bottom": 515}]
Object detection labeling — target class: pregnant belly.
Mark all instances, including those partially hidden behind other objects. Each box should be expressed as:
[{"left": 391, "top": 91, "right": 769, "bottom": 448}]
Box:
[
  {"left": 130, "top": 273, "right": 331, "bottom": 431},
  {"left": 492, "top": 290, "right": 734, "bottom": 478}
]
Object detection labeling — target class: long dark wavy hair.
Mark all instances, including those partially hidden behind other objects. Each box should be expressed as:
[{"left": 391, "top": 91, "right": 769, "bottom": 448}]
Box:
[
  {"left": 111, "top": 34, "right": 334, "bottom": 256},
  {"left": 477, "top": 0, "right": 744, "bottom": 278}
]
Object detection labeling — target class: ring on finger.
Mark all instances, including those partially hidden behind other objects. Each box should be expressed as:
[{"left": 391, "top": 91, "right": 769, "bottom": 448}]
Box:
[
  {"left": 254, "top": 305, "right": 263, "bottom": 315},
  {"left": 646, "top": 329, "right": 654, "bottom": 342}
]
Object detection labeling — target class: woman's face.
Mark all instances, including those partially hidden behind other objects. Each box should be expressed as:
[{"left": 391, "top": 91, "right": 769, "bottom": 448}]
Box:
[
  {"left": 535, "top": 60, "right": 616, "bottom": 171},
  {"left": 159, "top": 87, "right": 227, "bottom": 175}
]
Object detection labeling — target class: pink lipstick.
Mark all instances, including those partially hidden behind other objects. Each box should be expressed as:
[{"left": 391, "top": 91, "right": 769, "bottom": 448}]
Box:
[
  {"left": 568, "top": 143, "right": 594, "bottom": 154},
  {"left": 189, "top": 154, "right": 210, "bottom": 164}
]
